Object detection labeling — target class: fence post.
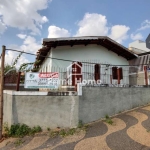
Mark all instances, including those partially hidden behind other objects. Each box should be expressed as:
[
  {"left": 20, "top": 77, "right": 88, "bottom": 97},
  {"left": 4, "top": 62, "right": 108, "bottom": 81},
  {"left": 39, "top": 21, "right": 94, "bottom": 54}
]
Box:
[
  {"left": 144, "top": 66, "right": 148, "bottom": 86},
  {"left": 0, "top": 45, "right": 5, "bottom": 140},
  {"left": 16, "top": 72, "right": 21, "bottom": 91},
  {"left": 117, "top": 68, "right": 120, "bottom": 84}
]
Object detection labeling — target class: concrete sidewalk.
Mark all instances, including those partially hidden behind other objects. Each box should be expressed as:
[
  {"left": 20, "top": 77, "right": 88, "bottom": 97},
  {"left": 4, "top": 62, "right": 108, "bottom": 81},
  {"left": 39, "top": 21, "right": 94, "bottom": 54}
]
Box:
[{"left": 1, "top": 105, "right": 150, "bottom": 150}]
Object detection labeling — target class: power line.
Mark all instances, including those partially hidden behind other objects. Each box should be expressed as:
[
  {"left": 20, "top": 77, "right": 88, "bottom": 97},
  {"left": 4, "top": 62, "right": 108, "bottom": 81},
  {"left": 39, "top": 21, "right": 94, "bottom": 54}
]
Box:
[{"left": 5, "top": 48, "right": 150, "bottom": 67}]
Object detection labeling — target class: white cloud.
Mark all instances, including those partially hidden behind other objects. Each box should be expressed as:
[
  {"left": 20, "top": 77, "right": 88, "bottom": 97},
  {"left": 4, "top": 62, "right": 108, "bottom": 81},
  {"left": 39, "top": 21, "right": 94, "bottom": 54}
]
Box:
[
  {"left": 17, "top": 34, "right": 27, "bottom": 39},
  {"left": 0, "top": 19, "right": 7, "bottom": 34},
  {"left": 42, "top": 16, "right": 49, "bottom": 23},
  {"left": 137, "top": 20, "right": 150, "bottom": 31},
  {"left": 109, "top": 25, "right": 130, "bottom": 43},
  {"left": 0, "top": 0, "right": 51, "bottom": 34},
  {"left": 20, "top": 36, "right": 41, "bottom": 54},
  {"left": 130, "top": 33, "right": 143, "bottom": 40},
  {"left": 74, "top": 13, "right": 130, "bottom": 43},
  {"left": 48, "top": 25, "right": 71, "bottom": 38},
  {"left": 75, "top": 13, "right": 109, "bottom": 36},
  {"left": 5, "top": 51, "right": 29, "bottom": 68},
  {"left": 5, "top": 35, "right": 41, "bottom": 67}
]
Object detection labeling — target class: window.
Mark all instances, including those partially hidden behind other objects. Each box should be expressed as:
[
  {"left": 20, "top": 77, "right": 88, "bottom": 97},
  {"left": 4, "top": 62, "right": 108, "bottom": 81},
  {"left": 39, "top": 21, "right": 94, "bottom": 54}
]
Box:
[
  {"left": 112, "top": 67, "right": 117, "bottom": 79},
  {"left": 118, "top": 68, "right": 123, "bottom": 79},
  {"left": 112, "top": 67, "right": 123, "bottom": 79},
  {"left": 94, "top": 64, "right": 100, "bottom": 81}
]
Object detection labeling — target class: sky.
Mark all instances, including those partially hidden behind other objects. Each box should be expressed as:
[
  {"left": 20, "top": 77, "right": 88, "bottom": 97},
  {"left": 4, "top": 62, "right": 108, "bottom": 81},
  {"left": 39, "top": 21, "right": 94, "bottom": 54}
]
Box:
[{"left": 0, "top": 0, "right": 150, "bottom": 66}]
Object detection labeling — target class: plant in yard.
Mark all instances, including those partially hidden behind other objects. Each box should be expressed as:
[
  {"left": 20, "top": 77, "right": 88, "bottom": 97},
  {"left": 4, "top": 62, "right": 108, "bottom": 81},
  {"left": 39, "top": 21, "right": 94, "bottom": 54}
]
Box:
[
  {"left": 67, "top": 128, "right": 76, "bottom": 135},
  {"left": 14, "top": 139, "right": 24, "bottom": 147},
  {"left": 78, "top": 120, "right": 84, "bottom": 128},
  {"left": 49, "top": 121, "right": 89, "bottom": 138},
  {"left": 3, "top": 52, "right": 23, "bottom": 74},
  {"left": 59, "top": 129, "right": 67, "bottom": 137},
  {"left": 105, "top": 115, "right": 113, "bottom": 125},
  {"left": 29, "top": 125, "right": 42, "bottom": 135},
  {"left": 49, "top": 130, "right": 60, "bottom": 138},
  {"left": 3, "top": 123, "right": 42, "bottom": 138},
  {"left": 47, "top": 127, "right": 50, "bottom": 131}
]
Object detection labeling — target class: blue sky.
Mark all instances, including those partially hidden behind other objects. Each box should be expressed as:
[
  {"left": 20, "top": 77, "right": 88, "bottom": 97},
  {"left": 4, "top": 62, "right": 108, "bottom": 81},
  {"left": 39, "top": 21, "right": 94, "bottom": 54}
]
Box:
[{"left": 0, "top": 0, "right": 150, "bottom": 65}]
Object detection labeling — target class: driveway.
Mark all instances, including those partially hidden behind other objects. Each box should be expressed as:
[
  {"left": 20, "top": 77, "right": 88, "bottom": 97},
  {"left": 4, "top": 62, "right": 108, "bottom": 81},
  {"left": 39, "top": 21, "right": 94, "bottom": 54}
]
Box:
[{"left": 1, "top": 105, "right": 150, "bottom": 150}]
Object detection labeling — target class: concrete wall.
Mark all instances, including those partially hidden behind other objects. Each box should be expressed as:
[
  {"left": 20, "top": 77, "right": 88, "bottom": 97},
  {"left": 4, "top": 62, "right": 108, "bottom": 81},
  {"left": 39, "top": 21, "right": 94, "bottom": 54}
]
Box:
[
  {"left": 79, "top": 87, "right": 150, "bottom": 123},
  {"left": 4, "top": 84, "right": 38, "bottom": 91},
  {"left": 3, "top": 86, "right": 150, "bottom": 129},
  {"left": 3, "top": 91, "right": 79, "bottom": 129}
]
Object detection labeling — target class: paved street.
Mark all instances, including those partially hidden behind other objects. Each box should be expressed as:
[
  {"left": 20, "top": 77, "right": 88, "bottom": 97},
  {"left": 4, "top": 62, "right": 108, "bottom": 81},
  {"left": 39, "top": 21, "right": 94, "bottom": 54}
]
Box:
[{"left": 1, "top": 105, "right": 150, "bottom": 150}]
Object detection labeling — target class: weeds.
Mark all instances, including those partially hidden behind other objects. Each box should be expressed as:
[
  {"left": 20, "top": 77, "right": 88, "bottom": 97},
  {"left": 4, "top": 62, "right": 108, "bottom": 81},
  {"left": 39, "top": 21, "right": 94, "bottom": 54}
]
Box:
[
  {"left": 47, "top": 127, "right": 50, "bottom": 131},
  {"left": 59, "top": 129, "right": 67, "bottom": 137},
  {"left": 4, "top": 123, "right": 42, "bottom": 138},
  {"left": 49, "top": 131, "right": 60, "bottom": 138},
  {"left": 14, "top": 139, "right": 24, "bottom": 147},
  {"left": 49, "top": 120, "right": 88, "bottom": 138},
  {"left": 105, "top": 115, "right": 113, "bottom": 125},
  {"left": 78, "top": 120, "right": 84, "bottom": 128}
]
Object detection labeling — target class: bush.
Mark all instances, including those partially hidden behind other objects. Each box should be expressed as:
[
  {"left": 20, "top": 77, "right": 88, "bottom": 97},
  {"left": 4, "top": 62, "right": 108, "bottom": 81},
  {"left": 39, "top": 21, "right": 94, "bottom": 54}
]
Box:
[
  {"left": 105, "top": 115, "right": 113, "bottom": 125},
  {"left": 4, "top": 123, "right": 42, "bottom": 138},
  {"left": 78, "top": 120, "right": 84, "bottom": 128}
]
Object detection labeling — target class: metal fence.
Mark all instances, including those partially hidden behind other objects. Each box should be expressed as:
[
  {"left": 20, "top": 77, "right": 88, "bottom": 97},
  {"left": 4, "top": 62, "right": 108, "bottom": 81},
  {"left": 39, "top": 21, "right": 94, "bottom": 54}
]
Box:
[{"left": 4, "top": 63, "right": 150, "bottom": 91}]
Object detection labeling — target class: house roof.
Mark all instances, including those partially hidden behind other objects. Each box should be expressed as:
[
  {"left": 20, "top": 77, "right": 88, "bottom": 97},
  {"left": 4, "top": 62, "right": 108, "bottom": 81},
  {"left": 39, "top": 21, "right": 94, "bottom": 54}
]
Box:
[{"left": 35, "top": 36, "right": 137, "bottom": 66}]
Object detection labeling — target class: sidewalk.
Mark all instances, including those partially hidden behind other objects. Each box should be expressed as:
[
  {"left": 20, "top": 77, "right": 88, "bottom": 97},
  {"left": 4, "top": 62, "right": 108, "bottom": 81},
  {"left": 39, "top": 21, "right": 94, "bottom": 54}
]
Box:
[{"left": 1, "top": 105, "right": 150, "bottom": 150}]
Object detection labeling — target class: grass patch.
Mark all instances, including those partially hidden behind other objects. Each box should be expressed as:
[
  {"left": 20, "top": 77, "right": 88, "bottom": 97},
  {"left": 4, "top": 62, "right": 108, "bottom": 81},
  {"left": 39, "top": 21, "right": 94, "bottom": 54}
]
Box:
[
  {"left": 49, "top": 121, "right": 88, "bottom": 138},
  {"left": 105, "top": 115, "right": 113, "bottom": 125},
  {"left": 4, "top": 123, "right": 42, "bottom": 138},
  {"left": 14, "top": 139, "right": 24, "bottom": 147},
  {"left": 47, "top": 127, "right": 50, "bottom": 131}
]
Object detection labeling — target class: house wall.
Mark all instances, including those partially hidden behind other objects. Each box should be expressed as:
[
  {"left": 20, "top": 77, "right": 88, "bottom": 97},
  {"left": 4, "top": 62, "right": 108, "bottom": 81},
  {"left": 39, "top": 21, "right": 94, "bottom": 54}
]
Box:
[
  {"left": 51, "top": 44, "right": 128, "bottom": 67},
  {"left": 39, "top": 49, "right": 52, "bottom": 72},
  {"left": 40, "top": 44, "right": 129, "bottom": 85}
]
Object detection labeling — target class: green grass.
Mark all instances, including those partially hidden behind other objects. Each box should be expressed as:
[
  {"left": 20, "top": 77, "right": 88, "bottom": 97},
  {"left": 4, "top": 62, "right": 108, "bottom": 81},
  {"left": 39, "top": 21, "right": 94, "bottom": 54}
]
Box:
[
  {"left": 49, "top": 121, "right": 88, "bottom": 138},
  {"left": 105, "top": 115, "right": 113, "bottom": 125},
  {"left": 4, "top": 123, "right": 42, "bottom": 138},
  {"left": 14, "top": 139, "right": 24, "bottom": 147}
]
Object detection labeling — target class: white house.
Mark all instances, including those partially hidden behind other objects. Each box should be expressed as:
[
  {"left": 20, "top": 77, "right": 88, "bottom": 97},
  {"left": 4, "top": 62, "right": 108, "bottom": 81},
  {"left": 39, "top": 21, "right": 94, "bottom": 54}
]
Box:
[{"left": 35, "top": 36, "right": 137, "bottom": 85}]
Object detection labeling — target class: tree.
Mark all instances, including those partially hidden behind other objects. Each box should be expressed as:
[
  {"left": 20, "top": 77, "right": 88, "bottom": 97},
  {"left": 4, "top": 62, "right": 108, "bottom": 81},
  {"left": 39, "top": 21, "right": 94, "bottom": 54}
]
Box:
[{"left": 3, "top": 51, "right": 23, "bottom": 74}]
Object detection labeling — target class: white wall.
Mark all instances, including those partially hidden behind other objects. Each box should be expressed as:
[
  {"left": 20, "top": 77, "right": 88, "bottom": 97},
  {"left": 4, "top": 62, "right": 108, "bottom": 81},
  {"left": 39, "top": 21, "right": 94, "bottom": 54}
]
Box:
[
  {"left": 40, "top": 44, "right": 129, "bottom": 84},
  {"left": 39, "top": 49, "right": 52, "bottom": 72},
  {"left": 129, "top": 40, "right": 150, "bottom": 52}
]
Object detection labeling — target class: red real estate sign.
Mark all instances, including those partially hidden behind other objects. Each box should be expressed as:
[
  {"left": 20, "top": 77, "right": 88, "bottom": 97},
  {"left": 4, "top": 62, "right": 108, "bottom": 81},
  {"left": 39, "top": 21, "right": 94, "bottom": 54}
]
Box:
[
  {"left": 39, "top": 72, "right": 59, "bottom": 78},
  {"left": 24, "top": 72, "right": 59, "bottom": 89}
]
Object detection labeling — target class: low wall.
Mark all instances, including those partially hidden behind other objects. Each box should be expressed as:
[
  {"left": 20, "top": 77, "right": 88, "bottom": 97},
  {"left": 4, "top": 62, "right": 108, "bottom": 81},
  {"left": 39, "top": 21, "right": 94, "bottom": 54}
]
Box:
[
  {"left": 3, "top": 91, "right": 79, "bottom": 129},
  {"left": 4, "top": 84, "right": 38, "bottom": 91},
  {"left": 3, "top": 87, "right": 150, "bottom": 129},
  {"left": 79, "top": 87, "right": 150, "bottom": 123}
]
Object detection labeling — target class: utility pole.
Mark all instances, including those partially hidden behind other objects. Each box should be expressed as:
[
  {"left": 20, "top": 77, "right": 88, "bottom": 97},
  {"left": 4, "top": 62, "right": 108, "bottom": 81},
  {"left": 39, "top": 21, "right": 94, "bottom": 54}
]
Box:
[{"left": 0, "top": 45, "right": 5, "bottom": 139}]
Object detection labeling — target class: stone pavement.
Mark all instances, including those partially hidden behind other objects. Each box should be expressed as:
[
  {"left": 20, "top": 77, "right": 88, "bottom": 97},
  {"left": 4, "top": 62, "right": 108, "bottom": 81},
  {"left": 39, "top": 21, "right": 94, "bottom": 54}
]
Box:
[{"left": 1, "top": 105, "right": 150, "bottom": 150}]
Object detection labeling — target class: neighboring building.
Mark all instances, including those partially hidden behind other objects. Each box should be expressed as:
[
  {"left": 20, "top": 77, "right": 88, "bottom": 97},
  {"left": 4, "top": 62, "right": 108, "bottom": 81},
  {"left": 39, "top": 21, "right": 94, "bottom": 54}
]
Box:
[
  {"left": 129, "top": 51, "right": 150, "bottom": 86},
  {"left": 35, "top": 36, "right": 137, "bottom": 85},
  {"left": 129, "top": 40, "right": 150, "bottom": 54},
  {"left": 128, "top": 40, "right": 150, "bottom": 86}
]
